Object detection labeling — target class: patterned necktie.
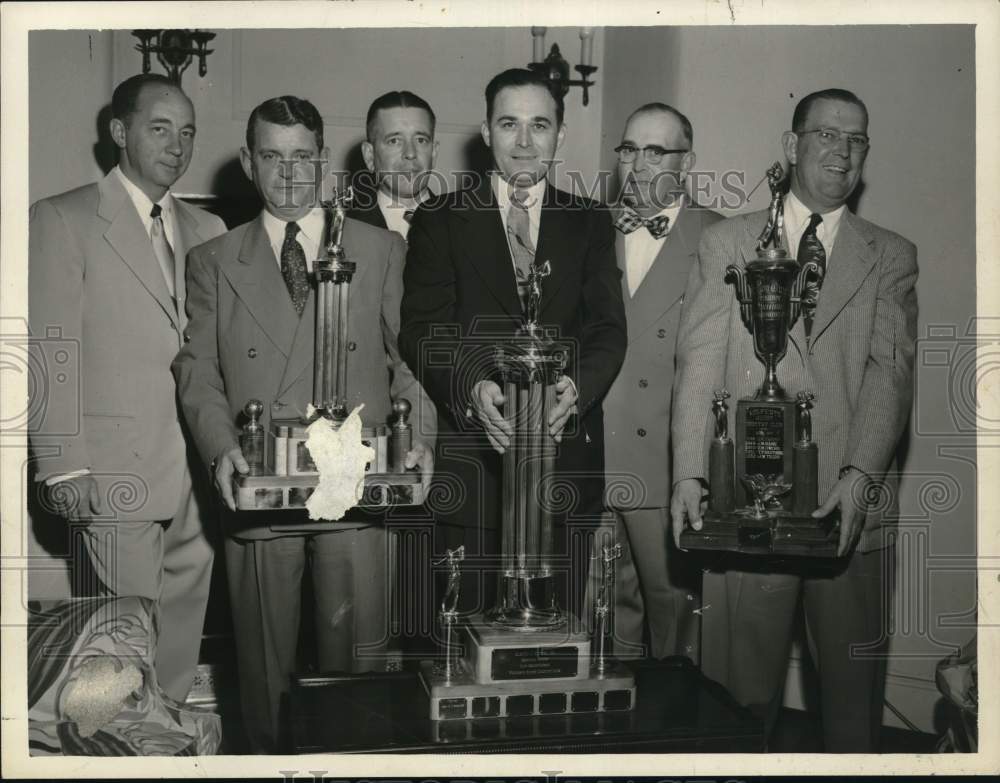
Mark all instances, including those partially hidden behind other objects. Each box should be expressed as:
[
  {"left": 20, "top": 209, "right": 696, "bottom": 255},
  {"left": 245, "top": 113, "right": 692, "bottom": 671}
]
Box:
[
  {"left": 281, "top": 221, "right": 310, "bottom": 316},
  {"left": 798, "top": 212, "right": 826, "bottom": 340},
  {"left": 614, "top": 206, "right": 670, "bottom": 239},
  {"left": 149, "top": 204, "right": 176, "bottom": 301},
  {"left": 507, "top": 189, "right": 535, "bottom": 310}
]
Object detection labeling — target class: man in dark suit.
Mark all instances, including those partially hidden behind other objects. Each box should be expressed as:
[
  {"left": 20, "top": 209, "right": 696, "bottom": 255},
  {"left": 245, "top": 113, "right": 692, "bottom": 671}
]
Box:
[
  {"left": 603, "top": 103, "right": 723, "bottom": 662},
  {"left": 29, "top": 73, "right": 226, "bottom": 703},
  {"left": 671, "top": 89, "right": 918, "bottom": 751},
  {"left": 172, "top": 96, "right": 435, "bottom": 752},
  {"left": 349, "top": 91, "right": 438, "bottom": 241},
  {"left": 399, "top": 68, "right": 627, "bottom": 622}
]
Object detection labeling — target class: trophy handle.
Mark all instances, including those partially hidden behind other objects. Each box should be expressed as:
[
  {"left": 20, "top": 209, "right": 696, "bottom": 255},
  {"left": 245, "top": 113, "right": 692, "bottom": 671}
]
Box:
[
  {"left": 725, "top": 264, "right": 753, "bottom": 331},
  {"left": 790, "top": 259, "right": 821, "bottom": 326}
]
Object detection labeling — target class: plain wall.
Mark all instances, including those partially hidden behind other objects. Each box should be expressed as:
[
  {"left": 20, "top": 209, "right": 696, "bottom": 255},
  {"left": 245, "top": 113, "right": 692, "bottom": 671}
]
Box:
[{"left": 600, "top": 25, "right": 976, "bottom": 732}]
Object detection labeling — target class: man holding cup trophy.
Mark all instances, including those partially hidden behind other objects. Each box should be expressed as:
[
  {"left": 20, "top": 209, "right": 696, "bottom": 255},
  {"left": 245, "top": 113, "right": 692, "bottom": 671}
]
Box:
[
  {"left": 670, "top": 89, "right": 918, "bottom": 751},
  {"left": 172, "top": 95, "right": 436, "bottom": 753}
]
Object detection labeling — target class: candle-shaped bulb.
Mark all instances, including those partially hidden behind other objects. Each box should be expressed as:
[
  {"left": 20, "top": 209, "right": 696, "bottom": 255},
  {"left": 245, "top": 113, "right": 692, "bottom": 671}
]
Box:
[
  {"left": 579, "top": 27, "right": 594, "bottom": 66},
  {"left": 531, "top": 26, "right": 547, "bottom": 63}
]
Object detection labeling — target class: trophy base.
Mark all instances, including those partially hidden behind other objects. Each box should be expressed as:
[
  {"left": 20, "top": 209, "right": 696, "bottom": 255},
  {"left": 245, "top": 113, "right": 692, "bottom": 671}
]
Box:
[
  {"left": 680, "top": 508, "right": 840, "bottom": 557},
  {"left": 232, "top": 470, "right": 424, "bottom": 511},
  {"left": 464, "top": 612, "right": 590, "bottom": 685},
  {"left": 419, "top": 659, "right": 635, "bottom": 721}
]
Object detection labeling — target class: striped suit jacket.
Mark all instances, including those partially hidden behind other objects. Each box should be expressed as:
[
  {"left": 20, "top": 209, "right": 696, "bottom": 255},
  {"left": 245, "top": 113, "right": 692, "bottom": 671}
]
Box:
[{"left": 671, "top": 207, "right": 918, "bottom": 551}]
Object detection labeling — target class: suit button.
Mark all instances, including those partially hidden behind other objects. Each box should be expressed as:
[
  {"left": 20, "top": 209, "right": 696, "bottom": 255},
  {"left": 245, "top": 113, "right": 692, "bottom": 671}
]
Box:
[
  {"left": 657, "top": 329, "right": 666, "bottom": 338},
  {"left": 637, "top": 428, "right": 646, "bottom": 437},
  {"left": 183, "top": 332, "right": 191, "bottom": 343},
  {"left": 248, "top": 348, "right": 257, "bottom": 358},
  {"left": 638, "top": 378, "right": 648, "bottom": 388},
  {"left": 348, "top": 342, "right": 357, "bottom": 351}
]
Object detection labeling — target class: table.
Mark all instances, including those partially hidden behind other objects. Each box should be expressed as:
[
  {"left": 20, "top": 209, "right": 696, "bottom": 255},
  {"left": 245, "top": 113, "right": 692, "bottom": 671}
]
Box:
[{"left": 289, "top": 657, "right": 764, "bottom": 753}]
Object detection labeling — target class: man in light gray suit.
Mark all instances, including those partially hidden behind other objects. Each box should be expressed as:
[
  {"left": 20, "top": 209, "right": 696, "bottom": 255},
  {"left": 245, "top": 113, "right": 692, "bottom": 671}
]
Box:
[
  {"left": 603, "top": 103, "right": 722, "bottom": 661},
  {"left": 671, "top": 89, "right": 918, "bottom": 751},
  {"left": 29, "top": 73, "right": 226, "bottom": 701}
]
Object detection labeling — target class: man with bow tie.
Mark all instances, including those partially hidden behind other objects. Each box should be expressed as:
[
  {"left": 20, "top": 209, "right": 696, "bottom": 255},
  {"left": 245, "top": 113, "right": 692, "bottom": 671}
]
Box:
[
  {"left": 602, "top": 103, "right": 723, "bottom": 663},
  {"left": 399, "top": 68, "right": 627, "bottom": 622},
  {"left": 671, "top": 88, "right": 918, "bottom": 751}
]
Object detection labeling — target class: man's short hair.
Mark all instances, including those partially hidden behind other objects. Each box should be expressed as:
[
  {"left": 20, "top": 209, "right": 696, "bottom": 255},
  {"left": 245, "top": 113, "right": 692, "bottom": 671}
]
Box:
[
  {"left": 792, "top": 88, "right": 868, "bottom": 132},
  {"left": 365, "top": 91, "right": 436, "bottom": 142},
  {"left": 111, "top": 73, "right": 184, "bottom": 126},
  {"left": 246, "top": 95, "right": 324, "bottom": 151},
  {"left": 626, "top": 102, "right": 694, "bottom": 147},
  {"left": 485, "top": 68, "right": 565, "bottom": 126}
]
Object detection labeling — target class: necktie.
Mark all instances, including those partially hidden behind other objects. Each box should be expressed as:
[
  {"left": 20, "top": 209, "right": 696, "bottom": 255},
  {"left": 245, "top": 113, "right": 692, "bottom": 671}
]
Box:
[
  {"left": 507, "top": 190, "right": 535, "bottom": 310},
  {"left": 798, "top": 212, "right": 826, "bottom": 340},
  {"left": 149, "top": 204, "right": 176, "bottom": 300},
  {"left": 281, "top": 221, "right": 310, "bottom": 316},
  {"left": 403, "top": 209, "right": 415, "bottom": 224},
  {"left": 614, "top": 206, "right": 670, "bottom": 239}
]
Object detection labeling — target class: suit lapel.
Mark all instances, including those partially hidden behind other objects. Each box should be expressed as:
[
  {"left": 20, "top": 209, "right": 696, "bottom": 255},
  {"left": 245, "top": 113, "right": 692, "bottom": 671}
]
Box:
[
  {"left": 226, "top": 216, "right": 300, "bottom": 358},
  {"left": 173, "top": 199, "right": 214, "bottom": 334},
  {"left": 457, "top": 180, "right": 521, "bottom": 318},
  {"left": 98, "top": 173, "right": 179, "bottom": 330},
  {"left": 623, "top": 205, "right": 700, "bottom": 341},
  {"left": 532, "top": 185, "right": 574, "bottom": 318},
  {"left": 811, "top": 212, "right": 876, "bottom": 343}
]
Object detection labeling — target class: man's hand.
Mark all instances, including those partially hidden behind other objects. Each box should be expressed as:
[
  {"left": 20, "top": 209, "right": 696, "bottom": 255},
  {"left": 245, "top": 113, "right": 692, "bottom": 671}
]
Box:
[
  {"left": 405, "top": 440, "right": 435, "bottom": 496},
  {"left": 46, "top": 474, "right": 103, "bottom": 521},
  {"left": 547, "top": 375, "right": 579, "bottom": 443},
  {"left": 670, "top": 478, "right": 707, "bottom": 549},
  {"left": 215, "top": 446, "right": 249, "bottom": 512},
  {"left": 471, "top": 380, "right": 512, "bottom": 453},
  {"left": 813, "top": 467, "right": 872, "bottom": 557}
]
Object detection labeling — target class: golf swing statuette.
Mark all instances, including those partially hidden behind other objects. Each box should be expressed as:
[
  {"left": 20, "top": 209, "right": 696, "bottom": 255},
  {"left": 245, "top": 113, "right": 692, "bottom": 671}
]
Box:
[
  {"left": 419, "top": 261, "right": 635, "bottom": 721},
  {"left": 232, "top": 188, "right": 424, "bottom": 515},
  {"left": 680, "top": 163, "right": 839, "bottom": 557}
]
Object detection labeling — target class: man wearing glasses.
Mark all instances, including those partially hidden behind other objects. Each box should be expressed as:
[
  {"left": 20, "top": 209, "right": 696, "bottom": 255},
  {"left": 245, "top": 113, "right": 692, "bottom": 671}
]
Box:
[
  {"left": 602, "top": 103, "right": 722, "bottom": 663},
  {"left": 671, "top": 89, "right": 918, "bottom": 751}
]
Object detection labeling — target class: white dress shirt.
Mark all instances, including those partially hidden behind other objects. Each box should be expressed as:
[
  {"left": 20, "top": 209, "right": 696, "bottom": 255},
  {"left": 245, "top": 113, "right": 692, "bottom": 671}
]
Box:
[
  {"left": 783, "top": 189, "right": 847, "bottom": 263},
  {"left": 623, "top": 198, "right": 685, "bottom": 297},
  {"left": 493, "top": 174, "right": 546, "bottom": 272},
  {"left": 261, "top": 206, "right": 326, "bottom": 272},
  {"left": 376, "top": 188, "right": 431, "bottom": 240}
]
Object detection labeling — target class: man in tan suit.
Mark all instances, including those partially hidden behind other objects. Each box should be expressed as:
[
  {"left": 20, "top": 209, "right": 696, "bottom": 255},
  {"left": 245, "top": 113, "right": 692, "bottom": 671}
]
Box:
[
  {"left": 671, "top": 89, "right": 918, "bottom": 751},
  {"left": 172, "top": 95, "right": 435, "bottom": 752},
  {"left": 603, "top": 103, "right": 722, "bottom": 661},
  {"left": 29, "top": 73, "right": 226, "bottom": 702}
]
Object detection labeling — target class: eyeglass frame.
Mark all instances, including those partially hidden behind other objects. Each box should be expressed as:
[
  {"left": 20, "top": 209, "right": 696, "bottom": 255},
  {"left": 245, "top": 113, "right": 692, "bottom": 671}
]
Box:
[
  {"left": 796, "top": 127, "right": 871, "bottom": 150},
  {"left": 613, "top": 143, "right": 690, "bottom": 165}
]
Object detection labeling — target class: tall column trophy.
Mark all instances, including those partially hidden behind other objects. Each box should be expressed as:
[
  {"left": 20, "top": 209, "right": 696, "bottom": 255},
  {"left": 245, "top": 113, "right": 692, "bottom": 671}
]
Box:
[
  {"left": 680, "top": 163, "right": 839, "bottom": 557},
  {"left": 420, "top": 262, "right": 636, "bottom": 721},
  {"left": 231, "top": 189, "right": 425, "bottom": 517}
]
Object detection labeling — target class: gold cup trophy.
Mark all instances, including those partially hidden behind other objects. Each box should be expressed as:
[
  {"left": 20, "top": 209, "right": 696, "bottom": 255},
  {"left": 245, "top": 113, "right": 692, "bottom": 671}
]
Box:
[
  {"left": 231, "top": 189, "right": 424, "bottom": 514},
  {"left": 419, "top": 261, "right": 636, "bottom": 720},
  {"left": 680, "top": 163, "right": 840, "bottom": 557}
]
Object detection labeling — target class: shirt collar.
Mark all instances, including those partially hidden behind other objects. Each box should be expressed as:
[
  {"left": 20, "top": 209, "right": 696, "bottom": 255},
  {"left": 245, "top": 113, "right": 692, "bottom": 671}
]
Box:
[
  {"left": 376, "top": 187, "right": 430, "bottom": 213},
  {"left": 784, "top": 188, "right": 847, "bottom": 238},
  {"left": 114, "top": 165, "right": 173, "bottom": 220},
  {"left": 260, "top": 206, "right": 326, "bottom": 250},
  {"left": 492, "top": 173, "right": 547, "bottom": 213}
]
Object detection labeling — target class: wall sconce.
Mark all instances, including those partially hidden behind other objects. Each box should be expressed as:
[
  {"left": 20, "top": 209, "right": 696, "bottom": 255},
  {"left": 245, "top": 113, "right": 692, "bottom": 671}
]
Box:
[
  {"left": 132, "top": 29, "right": 216, "bottom": 83},
  {"left": 528, "top": 27, "right": 597, "bottom": 106}
]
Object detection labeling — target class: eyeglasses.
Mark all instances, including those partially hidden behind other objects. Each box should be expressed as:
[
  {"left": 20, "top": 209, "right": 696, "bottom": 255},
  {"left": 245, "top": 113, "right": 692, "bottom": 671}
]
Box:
[
  {"left": 797, "top": 127, "right": 871, "bottom": 150},
  {"left": 614, "top": 144, "right": 689, "bottom": 165}
]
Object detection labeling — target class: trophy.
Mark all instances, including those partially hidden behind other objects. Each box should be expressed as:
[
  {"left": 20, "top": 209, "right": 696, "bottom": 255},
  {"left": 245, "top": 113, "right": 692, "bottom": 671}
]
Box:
[
  {"left": 419, "top": 261, "right": 636, "bottom": 720},
  {"left": 231, "top": 189, "right": 425, "bottom": 516},
  {"left": 680, "top": 163, "right": 839, "bottom": 557}
]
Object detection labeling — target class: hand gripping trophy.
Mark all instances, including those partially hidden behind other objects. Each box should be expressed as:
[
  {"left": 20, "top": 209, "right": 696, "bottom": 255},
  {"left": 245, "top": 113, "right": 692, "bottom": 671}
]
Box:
[
  {"left": 680, "top": 163, "right": 839, "bottom": 557},
  {"left": 419, "top": 260, "right": 635, "bottom": 720}
]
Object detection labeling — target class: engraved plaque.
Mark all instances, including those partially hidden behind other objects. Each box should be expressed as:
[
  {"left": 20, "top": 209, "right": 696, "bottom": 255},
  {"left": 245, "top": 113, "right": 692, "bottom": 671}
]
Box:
[
  {"left": 491, "top": 646, "right": 580, "bottom": 680},
  {"left": 743, "top": 405, "right": 786, "bottom": 476}
]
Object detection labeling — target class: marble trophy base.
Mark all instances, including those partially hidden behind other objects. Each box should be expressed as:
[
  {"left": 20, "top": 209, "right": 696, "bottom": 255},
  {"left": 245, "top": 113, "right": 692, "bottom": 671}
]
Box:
[
  {"left": 680, "top": 508, "right": 840, "bottom": 557},
  {"left": 420, "top": 613, "right": 636, "bottom": 721}
]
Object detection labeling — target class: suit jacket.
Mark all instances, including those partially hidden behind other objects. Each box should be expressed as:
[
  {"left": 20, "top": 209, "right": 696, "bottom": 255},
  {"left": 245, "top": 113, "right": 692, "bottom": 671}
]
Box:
[
  {"left": 603, "top": 202, "right": 724, "bottom": 511},
  {"left": 672, "top": 207, "right": 918, "bottom": 551},
  {"left": 172, "top": 212, "right": 436, "bottom": 539},
  {"left": 29, "top": 171, "right": 226, "bottom": 521},
  {"left": 399, "top": 180, "right": 627, "bottom": 529},
  {"left": 347, "top": 178, "right": 389, "bottom": 231}
]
